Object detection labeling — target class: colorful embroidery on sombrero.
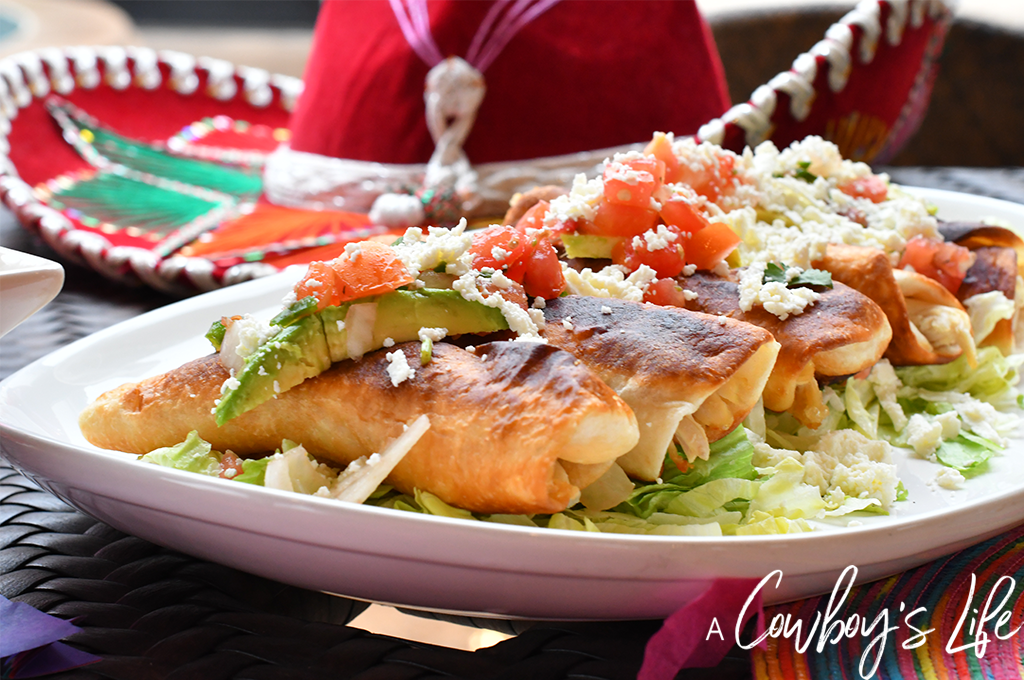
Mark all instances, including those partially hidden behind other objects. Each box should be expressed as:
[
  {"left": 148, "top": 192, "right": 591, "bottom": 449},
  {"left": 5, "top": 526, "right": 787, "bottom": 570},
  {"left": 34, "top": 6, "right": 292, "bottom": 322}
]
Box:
[
  {"left": 167, "top": 116, "right": 290, "bottom": 168},
  {"left": 179, "top": 203, "right": 391, "bottom": 264},
  {"left": 38, "top": 97, "right": 401, "bottom": 265},
  {"left": 47, "top": 97, "right": 263, "bottom": 198}
]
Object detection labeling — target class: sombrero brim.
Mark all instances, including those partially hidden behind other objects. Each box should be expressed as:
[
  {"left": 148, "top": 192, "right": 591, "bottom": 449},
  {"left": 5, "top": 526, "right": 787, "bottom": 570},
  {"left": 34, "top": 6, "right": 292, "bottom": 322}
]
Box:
[{"left": 0, "top": 46, "right": 394, "bottom": 292}]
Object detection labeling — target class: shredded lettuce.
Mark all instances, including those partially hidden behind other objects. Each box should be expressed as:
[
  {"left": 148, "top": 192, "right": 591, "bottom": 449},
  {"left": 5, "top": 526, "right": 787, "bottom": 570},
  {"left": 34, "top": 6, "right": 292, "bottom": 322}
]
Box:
[
  {"left": 139, "top": 431, "right": 220, "bottom": 476},
  {"left": 935, "top": 432, "right": 999, "bottom": 473}
]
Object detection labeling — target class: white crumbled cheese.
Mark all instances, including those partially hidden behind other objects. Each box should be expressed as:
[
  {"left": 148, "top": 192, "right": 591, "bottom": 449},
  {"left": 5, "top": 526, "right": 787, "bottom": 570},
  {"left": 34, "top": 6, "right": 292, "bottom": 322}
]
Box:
[
  {"left": 601, "top": 305, "right": 612, "bottom": 315},
  {"left": 392, "top": 218, "right": 474, "bottom": 278},
  {"left": 531, "top": 297, "right": 546, "bottom": 309},
  {"left": 562, "top": 317, "right": 574, "bottom": 330},
  {"left": 223, "top": 467, "right": 237, "bottom": 479},
  {"left": 562, "top": 263, "right": 656, "bottom": 302},
  {"left": 682, "top": 289, "right": 699, "bottom": 301},
  {"left": 382, "top": 337, "right": 395, "bottom": 348},
  {"left": 682, "top": 136, "right": 940, "bottom": 269},
  {"left": 273, "top": 380, "right": 281, "bottom": 394},
  {"left": 905, "top": 413, "right": 943, "bottom": 458},
  {"left": 491, "top": 246, "right": 510, "bottom": 263},
  {"left": 465, "top": 345, "right": 475, "bottom": 352},
  {"left": 417, "top": 327, "right": 447, "bottom": 343},
  {"left": 632, "top": 224, "right": 679, "bottom": 252},
  {"left": 753, "top": 429, "right": 898, "bottom": 510},
  {"left": 681, "top": 264, "right": 697, "bottom": 276},
  {"left": 342, "top": 241, "right": 363, "bottom": 262},
  {"left": 712, "top": 260, "right": 731, "bottom": 277},
  {"left": 453, "top": 271, "right": 546, "bottom": 341},
  {"left": 737, "top": 263, "right": 820, "bottom": 320},
  {"left": 385, "top": 350, "right": 415, "bottom": 386},
  {"left": 489, "top": 270, "right": 514, "bottom": 289},
  {"left": 257, "top": 365, "right": 268, "bottom": 377},
  {"left": 304, "top": 278, "right": 322, "bottom": 288},
  {"left": 219, "top": 314, "right": 278, "bottom": 373},
  {"left": 934, "top": 410, "right": 962, "bottom": 439},
  {"left": 934, "top": 467, "right": 965, "bottom": 490},
  {"left": 544, "top": 173, "right": 604, "bottom": 228},
  {"left": 480, "top": 354, "right": 488, "bottom": 361},
  {"left": 954, "top": 399, "right": 1008, "bottom": 447},
  {"left": 220, "top": 374, "right": 241, "bottom": 394}
]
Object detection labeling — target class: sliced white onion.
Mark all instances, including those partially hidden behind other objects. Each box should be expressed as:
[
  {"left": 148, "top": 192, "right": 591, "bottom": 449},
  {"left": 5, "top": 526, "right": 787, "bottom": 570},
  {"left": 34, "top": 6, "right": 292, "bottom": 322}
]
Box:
[{"left": 332, "top": 415, "right": 430, "bottom": 503}]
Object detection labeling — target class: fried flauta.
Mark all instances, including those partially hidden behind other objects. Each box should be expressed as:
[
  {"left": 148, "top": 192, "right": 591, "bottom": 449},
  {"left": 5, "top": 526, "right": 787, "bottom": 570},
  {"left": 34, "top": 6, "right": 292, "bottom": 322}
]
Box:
[
  {"left": 79, "top": 342, "right": 639, "bottom": 515},
  {"left": 815, "top": 244, "right": 976, "bottom": 368},
  {"left": 674, "top": 272, "right": 891, "bottom": 430},
  {"left": 541, "top": 296, "right": 780, "bottom": 481},
  {"left": 939, "top": 223, "right": 1024, "bottom": 354}
]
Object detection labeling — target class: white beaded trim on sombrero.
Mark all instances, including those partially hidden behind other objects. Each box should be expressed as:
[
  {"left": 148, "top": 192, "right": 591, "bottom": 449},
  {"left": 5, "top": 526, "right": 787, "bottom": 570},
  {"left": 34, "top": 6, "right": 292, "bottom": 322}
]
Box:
[
  {"left": 699, "top": 0, "right": 951, "bottom": 156},
  {"left": 265, "top": 0, "right": 952, "bottom": 226},
  {"left": 0, "top": 45, "right": 301, "bottom": 291}
]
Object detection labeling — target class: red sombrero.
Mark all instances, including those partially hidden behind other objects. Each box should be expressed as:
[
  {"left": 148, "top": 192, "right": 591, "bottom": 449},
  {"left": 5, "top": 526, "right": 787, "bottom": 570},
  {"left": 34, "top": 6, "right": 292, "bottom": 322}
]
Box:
[{"left": 0, "top": 0, "right": 952, "bottom": 292}]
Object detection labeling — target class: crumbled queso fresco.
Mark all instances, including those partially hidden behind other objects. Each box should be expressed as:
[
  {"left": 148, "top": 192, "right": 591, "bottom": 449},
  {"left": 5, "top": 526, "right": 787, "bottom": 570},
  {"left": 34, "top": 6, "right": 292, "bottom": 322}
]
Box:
[
  {"left": 385, "top": 350, "right": 415, "bottom": 386},
  {"left": 393, "top": 219, "right": 546, "bottom": 341},
  {"left": 665, "top": 136, "right": 941, "bottom": 320}
]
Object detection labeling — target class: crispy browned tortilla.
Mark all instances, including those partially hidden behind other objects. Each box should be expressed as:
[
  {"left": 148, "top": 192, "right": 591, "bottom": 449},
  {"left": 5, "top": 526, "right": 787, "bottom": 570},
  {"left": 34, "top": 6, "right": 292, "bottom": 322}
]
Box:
[
  {"left": 814, "top": 243, "right": 975, "bottom": 368},
  {"left": 79, "top": 342, "right": 639, "bottom": 515},
  {"left": 541, "top": 296, "right": 779, "bottom": 481},
  {"left": 674, "top": 271, "right": 891, "bottom": 429}
]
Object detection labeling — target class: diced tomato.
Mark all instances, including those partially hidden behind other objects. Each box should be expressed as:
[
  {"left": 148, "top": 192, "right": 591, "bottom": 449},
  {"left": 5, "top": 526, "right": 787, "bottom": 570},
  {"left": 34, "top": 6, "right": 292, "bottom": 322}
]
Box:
[
  {"left": 470, "top": 224, "right": 529, "bottom": 271},
  {"left": 294, "top": 261, "right": 341, "bottom": 309},
  {"left": 897, "top": 236, "right": 974, "bottom": 294},
  {"left": 675, "top": 153, "right": 738, "bottom": 204},
  {"left": 330, "top": 241, "right": 415, "bottom": 303},
  {"left": 513, "top": 200, "right": 552, "bottom": 233},
  {"left": 603, "top": 161, "right": 657, "bottom": 208},
  {"left": 644, "top": 133, "right": 681, "bottom": 184},
  {"left": 590, "top": 201, "right": 659, "bottom": 238},
  {"left": 295, "top": 241, "right": 414, "bottom": 310},
  {"left": 643, "top": 277, "right": 692, "bottom": 307},
  {"left": 612, "top": 225, "right": 687, "bottom": 278},
  {"left": 220, "top": 451, "right": 245, "bottom": 480},
  {"left": 838, "top": 175, "right": 888, "bottom": 203},
  {"left": 659, "top": 197, "right": 711, "bottom": 235},
  {"left": 522, "top": 240, "right": 566, "bottom": 299},
  {"left": 685, "top": 222, "right": 741, "bottom": 270}
]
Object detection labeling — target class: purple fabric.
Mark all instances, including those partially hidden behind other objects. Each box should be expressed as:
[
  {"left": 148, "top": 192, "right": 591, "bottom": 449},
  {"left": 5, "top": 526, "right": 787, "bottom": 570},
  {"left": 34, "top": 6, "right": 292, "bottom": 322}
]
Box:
[
  {"left": 1, "top": 595, "right": 100, "bottom": 677},
  {"left": 9, "top": 642, "right": 101, "bottom": 679}
]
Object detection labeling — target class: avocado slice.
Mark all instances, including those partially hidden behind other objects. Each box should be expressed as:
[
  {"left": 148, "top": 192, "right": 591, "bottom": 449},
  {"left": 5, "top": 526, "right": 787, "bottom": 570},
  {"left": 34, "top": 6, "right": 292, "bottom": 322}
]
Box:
[
  {"left": 322, "top": 289, "right": 509, "bottom": 363},
  {"left": 217, "top": 288, "right": 509, "bottom": 424},
  {"left": 214, "top": 314, "right": 330, "bottom": 425},
  {"left": 560, "top": 234, "right": 621, "bottom": 259}
]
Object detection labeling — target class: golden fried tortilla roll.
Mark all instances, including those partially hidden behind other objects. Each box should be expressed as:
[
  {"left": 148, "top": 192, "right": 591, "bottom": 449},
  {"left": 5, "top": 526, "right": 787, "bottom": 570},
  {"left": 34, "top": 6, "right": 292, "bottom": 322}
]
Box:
[
  {"left": 541, "top": 296, "right": 780, "bottom": 481},
  {"left": 675, "top": 271, "right": 891, "bottom": 430},
  {"left": 956, "top": 246, "right": 1020, "bottom": 353},
  {"left": 79, "top": 342, "right": 639, "bottom": 515},
  {"left": 815, "top": 243, "right": 975, "bottom": 368},
  {"left": 939, "top": 223, "right": 1024, "bottom": 355}
]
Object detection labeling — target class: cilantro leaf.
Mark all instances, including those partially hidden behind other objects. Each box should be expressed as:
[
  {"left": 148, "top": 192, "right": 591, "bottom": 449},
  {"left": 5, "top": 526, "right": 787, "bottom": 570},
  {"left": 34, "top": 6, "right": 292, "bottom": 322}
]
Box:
[
  {"left": 794, "top": 160, "right": 817, "bottom": 183},
  {"left": 763, "top": 262, "right": 833, "bottom": 289}
]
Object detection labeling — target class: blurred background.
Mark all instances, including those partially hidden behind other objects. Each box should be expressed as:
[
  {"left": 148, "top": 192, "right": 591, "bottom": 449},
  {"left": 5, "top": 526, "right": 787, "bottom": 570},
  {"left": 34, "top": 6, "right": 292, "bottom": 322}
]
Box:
[{"left": 0, "top": 0, "right": 1020, "bottom": 167}]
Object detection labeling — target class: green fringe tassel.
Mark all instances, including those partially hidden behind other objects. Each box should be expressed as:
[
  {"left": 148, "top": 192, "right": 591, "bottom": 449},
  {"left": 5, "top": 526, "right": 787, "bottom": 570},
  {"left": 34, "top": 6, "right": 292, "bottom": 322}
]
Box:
[{"left": 50, "top": 173, "right": 220, "bottom": 235}]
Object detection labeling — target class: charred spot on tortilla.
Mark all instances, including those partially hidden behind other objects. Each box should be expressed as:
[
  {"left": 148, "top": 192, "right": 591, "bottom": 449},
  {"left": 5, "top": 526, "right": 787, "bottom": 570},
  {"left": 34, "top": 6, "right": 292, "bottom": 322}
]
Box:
[{"left": 541, "top": 295, "right": 780, "bottom": 481}]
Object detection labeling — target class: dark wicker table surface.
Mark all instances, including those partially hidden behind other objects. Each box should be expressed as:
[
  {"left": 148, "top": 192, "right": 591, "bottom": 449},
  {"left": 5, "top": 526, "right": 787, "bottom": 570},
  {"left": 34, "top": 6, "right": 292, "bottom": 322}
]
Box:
[{"left": 1, "top": 167, "right": 1021, "bottom": 680}]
